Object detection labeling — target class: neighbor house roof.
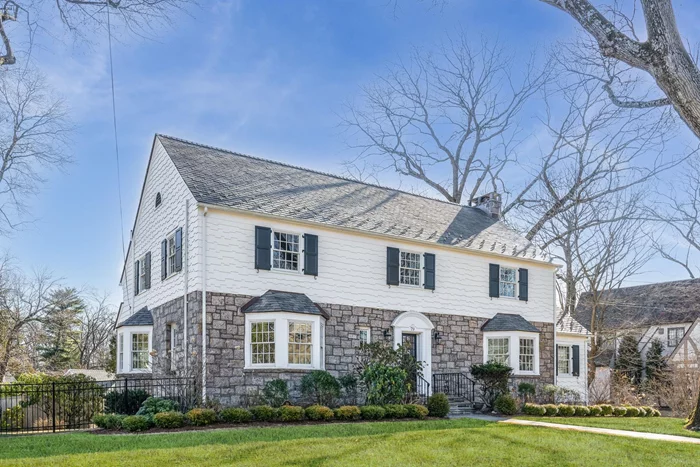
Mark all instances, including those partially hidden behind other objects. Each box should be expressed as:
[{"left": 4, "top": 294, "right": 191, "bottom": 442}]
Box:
[
  {"left": 481, "top": 313, "right": 540, "bottom": 333},
  {"left": 117, "top": 307, "right": 153, "bottom": 327},
  {"left": 573, "top": 278, "right": 700, "bottom": 331},
  {"left": 64, "top": 369, "right": 115, "bottom": 381},
  {"left": 241, "top": 290, "right": 328, "bottom": 318},
  {"left": 156, "top": 135, "right": 548, "bottom": 262}
]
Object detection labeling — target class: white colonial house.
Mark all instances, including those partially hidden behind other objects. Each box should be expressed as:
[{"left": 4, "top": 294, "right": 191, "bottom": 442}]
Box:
[{"left": 115, "top": 134, "right": 588, "bottom": 406}]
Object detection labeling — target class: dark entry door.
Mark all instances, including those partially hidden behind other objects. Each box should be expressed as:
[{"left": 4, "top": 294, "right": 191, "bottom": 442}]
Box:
[{"left": 402, "top": 333, "right": 418, "bottom": 389}]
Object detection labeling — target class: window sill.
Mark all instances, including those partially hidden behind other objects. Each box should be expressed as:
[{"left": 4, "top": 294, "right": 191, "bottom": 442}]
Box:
[
  {"left": 269, "top": 267, "right": 303, "bottom": 275},
  {"left": 163, "top": 270, "right": 181, "bottom": 282},
  {"left": 243, "top": 367, "right": 316, "bottom": 373}
]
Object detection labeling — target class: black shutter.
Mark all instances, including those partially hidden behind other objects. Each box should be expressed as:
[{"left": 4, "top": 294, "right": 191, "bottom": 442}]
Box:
[
  {"left": 134, "top": 260, "right": 140, "bottom": 296},
  {"left": 161, "top": 239, "right": 167, "bottom": 280},
  {"left": 423, "top": 253, "right": 436, "bottom": 290},
  {"left": 572, "top": 345, "right": 580, "bottom": 377},
  {"left": 175, "top": 228, "right": 183, "bottom": 272},
  {"left": 518, "top": 268, "right": 529, "bottom": 301},
  {"left": 489, "top": 264, "right": 500, "bottom": 298},
  {"left": 144, "top": 252, "right": 151, "bottom": 289},
  {"left": 303, "top": 234, "right": 318, "bottom": 276},
  {"left": 255, "top": 226, "right": 272, "bottom": 270},
  {"left": 387, "top": 247, "right": 400, "bottom": 286}
]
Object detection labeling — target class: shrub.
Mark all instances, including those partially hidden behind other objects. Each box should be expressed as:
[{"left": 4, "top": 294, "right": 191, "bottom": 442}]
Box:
[
  {"left": 642, "top": 406, "right": 654, "bottom": 417},
  {"left": 599, "top": 404, "right": 613, "bottom": 416},
  {"left": 404, "top": 404, "right": 429, "bottom": 419},
  {"left": 262, "top": 379, "right": 289, "bottom": 408},
  {"left": 92, "top": 413, "right": 125, "bottom": 430},
  {"left": 305, "top": 405, "right": 334, "bottom": 421},
  {"left": 122, "top": 415, "right": 151, "bottom": 432},
  {"left": 153, "top": 411, "right": 185, "bottom": 429},
  {"left": 652, "top": 409, "right": 661, "bottom": 417},
  {"left": 334, "top": 405, "right": 361, "bottom": 421},
  {"left": 361, "top": 363, "right": 408, "bottom": 405},
  {"left": 557, "top": 404, "right": 575, "bottom": 416},
  {"left": 355, "top": 341, "right": 425, "bottom": 397},
  {"left": 470, "top": 362, "right": 513, "bottom": 408},
  {"left": 625, "top": 407, "right": 640, "bottom": 417},
  {"left": 637, "top": 407, "right": 647, "bottom": 417},
  {"left": 523, "top": 403, "right": 546, "bottom": 416},
  {"left": 589, "top": 406, "right": 603, "bottom": 417},
  {"left": 186, "top": 408, "right": 217, "bottom": 426},
  {"left": 0, "top": 406, "right": 24, "bottom": 430},
  {"left": 543, "top": 404, "right": 558, "bottom": 416},
  {"left": 104, "top": 389, "right": 150, "bottom": 415},
  {"left": 279, "top": 405, "right": 305, "bottom": 422},
  {"left": 339, "top": 374, "right": 359, "bottom": 405},
  {"left": 574, "top": 406, "right": 590, "bottom": 417},
  {"left": 220, "top": 408, "right": 252, "bottom": 424},
  {"left": 517, "top": 382, "right": 536, "bottom": 402},
  {"left": 360, "top": 405, "right": 386, "bottom": 420},
  {"left": 426, "top": 393, "right": 450, "bottom": 418},
  {"left": 250, "top": 405, "right": 278, "bottom": 422},
  {"left": 136, "top": 397, "right": 179, "bottom": 421},
  {"left": 613, "top": 406, "right": 627, "bottom": 417},
  {"left": 384, "top": 404, "right": 409, "bottom": 419},
  {"left": 300, "top": 371, "right": 341, "bottom": 406},
  {"left": 494, "top": 394, "right": 518, "bottom": 415}
]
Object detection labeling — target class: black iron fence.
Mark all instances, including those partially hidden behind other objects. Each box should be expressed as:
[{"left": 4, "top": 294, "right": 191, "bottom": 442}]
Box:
[
  {"left": 432, "top": 372, "right": 476, "bottom": 402},
  {"left": 0, "top": 377, "right": 197, "bottom": 435}
]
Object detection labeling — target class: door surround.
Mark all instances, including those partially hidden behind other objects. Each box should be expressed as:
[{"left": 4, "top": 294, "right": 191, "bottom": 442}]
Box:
[{"left": 391, "top": 311, "right": 433, "bottom": 394}]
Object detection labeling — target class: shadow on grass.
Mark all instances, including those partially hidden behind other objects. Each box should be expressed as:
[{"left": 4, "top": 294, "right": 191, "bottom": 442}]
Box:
[{"left": 0, "top": 418, "right": 492, "bottom": 460}]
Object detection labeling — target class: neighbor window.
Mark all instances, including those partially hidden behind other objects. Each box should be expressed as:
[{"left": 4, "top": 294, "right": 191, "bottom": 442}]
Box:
[
  {"left": 499, "top": 267, "right": 517, "bottom": 297},
  {"left": 487, "top": 337, "right": 510, "bottom": 364},
  {"left": 519, "top": 338, "right": 535, "bottom": 372},
  {"left": 272, "top": 231, "right": 300, "bottom": 271},
  {"left": 131, "top": 333, "right": 150, "bottom": 370},
  {"left": 167, "top": 233, "right": 177, "bottom": 275},
  {"left": 558, "top": 345, "right": 571, "bottom": 375},
  {"left": 288, "top": 321, "right": 313, "bottom": 365},
  {"left": 359, "top": 327, "right": 371, "bottom": 345},
  {"left": 668, "top": 327, "right": 685, "bottom": 347},
  {"left": 400, "top": 251, "right": 421, "bottom": 286},
  {"left": 118, "top": 334, "right": 124, "bottom": 371}
]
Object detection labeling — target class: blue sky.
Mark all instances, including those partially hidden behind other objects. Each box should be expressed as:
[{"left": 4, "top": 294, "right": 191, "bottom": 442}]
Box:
[{"left": 1, "top": 0, "right": 697, "bottom": 303}]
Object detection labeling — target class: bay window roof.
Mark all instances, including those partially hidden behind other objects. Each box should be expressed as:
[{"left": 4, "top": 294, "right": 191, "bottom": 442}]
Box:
[
  {"left": 241, "top": 290, "right": 328, "bottom": 319},
  {"left": 481, "top": 313, "right": 539, "bottom": 333},
  {"left": 117, "top": 307, "right": 153, "bottom": 328}
]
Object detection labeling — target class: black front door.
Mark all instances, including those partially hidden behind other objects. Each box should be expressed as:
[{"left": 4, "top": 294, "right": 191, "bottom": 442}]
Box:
[{"left": 402, "top": 333, "right": 418, "bottom": 389}]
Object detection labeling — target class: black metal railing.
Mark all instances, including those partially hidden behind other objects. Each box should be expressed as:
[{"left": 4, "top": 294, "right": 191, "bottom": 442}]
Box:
[
  {"left": 0, "top": 377, "right": 197, "bottom": 435},
  {"left": 432, "top": 372, "right": 476, "bottom": 402}
]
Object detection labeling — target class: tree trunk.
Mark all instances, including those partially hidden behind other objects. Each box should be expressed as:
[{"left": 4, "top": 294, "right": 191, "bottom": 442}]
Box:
[{"left": 686, "top": 377, "right": 700, "bottom": 430}]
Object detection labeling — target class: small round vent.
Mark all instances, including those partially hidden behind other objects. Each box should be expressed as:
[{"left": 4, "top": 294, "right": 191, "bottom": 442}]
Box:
[{"left": 155, "top": 192, "right": 162, "bottom": 208}]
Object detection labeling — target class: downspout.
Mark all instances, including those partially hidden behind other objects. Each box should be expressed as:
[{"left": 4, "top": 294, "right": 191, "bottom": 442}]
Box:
[
  {"left": 201, "top": 206, "right": 208, "bottom": 403},
  {"left": 552, "top": 269, "right": 558, "bottom": 386},
  {"left": 183, "top": 199, "right": 189, "bottom": 374}
]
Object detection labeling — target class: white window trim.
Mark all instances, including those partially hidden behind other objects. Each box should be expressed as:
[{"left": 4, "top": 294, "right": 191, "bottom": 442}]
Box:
[
  {"left": 135, "top": 255, "right": 147, "bottom": 295},
  {"left": 667, "top": 327, "right": 685, "bottom": 348},
  {"left": 483, "top": 331, "right": 540, "bottom": 376},
  {"left": 162, "top": 228, "right": 181, "bottom": 281},
  {"left": 499, "top": 266, "right": 518, "bottom": 299},
  {"left": 244, "top": 312, "right": 324, "bottom": 370},
  {"left": 359, "top": 327, "right": 371, "bottom": 345},
  {"left": 398, "top": 249, "right": 423, "bottom": 287},
  {"left": 168, "top": 323, "right": 178, "bottom": 372},
  {"left": 270, "top": 229, "right": 303, "bottom": 274},
  {"left": 116, "top": 326, "right": 153, "bottom": 374},
  {"left": 557, "top": 344, "right": 573, "bottom": 376}
]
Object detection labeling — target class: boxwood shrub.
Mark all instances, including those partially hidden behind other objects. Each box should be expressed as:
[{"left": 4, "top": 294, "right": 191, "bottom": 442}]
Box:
[
  {"left": 153, "top": 411, "right": 185, "bottom": 429},
  {"left": 250, "top": 405, "right": 278, "bottom": 422},
  {"left": 588, "top": 406, "right": 603, "bottom": 417},
  {"left": 360, "top": 405, "right": 386, "bottom": 420},
  {"left": 651, "top": 408, "right": 661, "bottom": 417},
  {"left": 384, "top": 404, "right": 408, "bottom": 419},
  {"left": 574, "top": 406, "right": 590, "bottom": 417},
  {"left": 279, "top": 405, "right": 305, "bottom": 422},
  {"left": 624, "top": 407, "right": 640, "bottom": 417},
  {"left": 186, "top": 408, "right": 217, "bottom": 426},
  {"left": 92, "top": 413, "right": 126, "bottom": 430},
  {"left": 494, "top": 394, "right": 518, "bottom": 415},
  {"left": 220, "top": 408, "right": 252, "bottom": 424},
  {"left": 642, "top": 406, "right": 654, "bottom": 417},
  {"left": 599, "top": 404, "right": 613, "bottom": 416},
  {"left": 557, "top": 404, "right": 575, "bottom": 416},
  {"left": 305, "top": 405, "right": 334, "bottom": 421},
  {"left": 121, "top": 415, "right": 151, "bottom": 432},
  {"left": 543, "top": 404, "right": 558, "bottom": 416},
  {"left": 613, "top": 406, "right": 627, "bottom": 417},
  {"left": 636, "top": 407, "right": 647, "bottom": 417},
  {"left": 522, "top": 403, "right": 546, "bottom": 416},
  {"left": 334, "top": 405, "right": 361, "bottom": 421},
  {"left": 427, "top": 393, "right": 450, "bottom": 418},
  {"left": 404, "top": 404, "right": 429, "bottom": 419}
]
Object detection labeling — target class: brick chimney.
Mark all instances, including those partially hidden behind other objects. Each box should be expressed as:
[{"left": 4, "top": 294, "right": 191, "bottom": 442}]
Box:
[{"left": 469, "top": 192, "right": 502, "bottom": 219}]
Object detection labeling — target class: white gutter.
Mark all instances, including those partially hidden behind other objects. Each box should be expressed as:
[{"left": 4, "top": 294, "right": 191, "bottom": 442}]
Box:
[
  {"left": 183, "top": 199, "right": 189, "bottom": 374},
  {"left": 552, "top": 269, "right": 558, "bottom": 386},
  {"left": 201, "top": 206, "right": 208, "bottom": 402}
]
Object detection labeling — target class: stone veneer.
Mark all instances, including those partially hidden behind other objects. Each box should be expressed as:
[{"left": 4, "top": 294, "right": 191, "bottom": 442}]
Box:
[{"left": 136, "top": 291, "right": 555, "bottom": 406}]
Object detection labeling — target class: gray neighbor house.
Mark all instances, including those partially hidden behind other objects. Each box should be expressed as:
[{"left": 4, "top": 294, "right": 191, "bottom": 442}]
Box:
[{"left": 114, "top": 135, "right": 589, "bottom": 406}]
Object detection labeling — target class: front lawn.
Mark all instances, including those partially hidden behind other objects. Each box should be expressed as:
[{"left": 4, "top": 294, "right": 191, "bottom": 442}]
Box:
[
  {"left": 516, "top": 416, "right": 700, "bottom": 439},
  {"left": 0, "top": 418, "right": 698, "bottom": 466}
]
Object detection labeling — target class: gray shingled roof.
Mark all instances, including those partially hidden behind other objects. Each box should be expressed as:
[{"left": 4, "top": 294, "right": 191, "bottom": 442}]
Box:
[
  {"left": 157, "top": 135, "right": 548, "bottom": 261},
  {"left": 241, "top": 290, "right": 328, "bottom": 318},
  {"left": 481, "top": 313, "right": 539, "bottom": 333},
  {"left": 117, "top": 307, "right": 153, "bottom": 327},
  {"left": 574, "top": 278, "right": 700, "bottom": 331},
  {"left": 557, "top": 312, "right": 589, "bottom": 335}
]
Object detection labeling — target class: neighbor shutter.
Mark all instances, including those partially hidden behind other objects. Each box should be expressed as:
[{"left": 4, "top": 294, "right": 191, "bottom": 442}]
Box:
[
  {"left": 387, "top": 247, "right": 400, "bottom": 286},
  {"left": 518, "top": 268, "right": 529, "bottom": 301},
  {"left": 255, "top": 226, "right": 272, "bottom": 270},
  {"left": 175, "top": 228, "right": 183, "bottom": 272},
  {"left": 423, "top": 253, "right": 436, "bottom": 290},
  {"left": 144, "top": 252, "right": 151, "bottom": 289},
  {"left": 134, "top": 260, "right": 140, "bottom": 296},
  {"left": 161, "top": 239, "right": 167, "bottom": 280},
  {"left": 489, "top": 264, "right": 500, "bottom": 298},
  {"left": 303, "top": 234, "right": 318, "bottom": 276},
  {"left": 572, "top": 345, "right": 580, "bottom": 377}
]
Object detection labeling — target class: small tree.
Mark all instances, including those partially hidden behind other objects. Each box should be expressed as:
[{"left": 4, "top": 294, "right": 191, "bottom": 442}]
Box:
[
  {"left": 615, "top": 335, "right": 643, "bottom": 385},
  {"left": 300, "top": 371, "right": 341, "bottom": 406},
  {"left": 645, "top": 339, "right": 668, "bottom": 384},
  {"left": 470, "top": 362, "right": 512, "bottom": 408}
]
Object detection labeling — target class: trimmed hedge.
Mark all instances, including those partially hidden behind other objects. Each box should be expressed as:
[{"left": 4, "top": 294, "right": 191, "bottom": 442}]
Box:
[
  {"left": 557, "top": 404, "right": 576, "bottom": 416},
  {"left": 219, "top": 408, "right": 252, "bottom": 424},
  {"left": 523, "top": 403, "right": 654, "bottom": 418},
  {"left": 543, "top": 404, "right": 558, "bottom": 416},
  {"left": 334, "top": 405, "right": 361, "bottom": 421},
  {"left": 574, "top": 406, "right": 590, "bottom": 417},
  {"left": 589, "top": 406, "right": 602, "bottom": 417},
  {"left": 427, "top": 393, "right": 450, "bottom": 418},
  {"left": 279, "top": 405, "right": 305, "bottom": 422},
  {"left": 186, "top": 408, "right": 217, "bottom": 426},
  {"left": 613, "top": 406, "right": 627, "bottom": 417},
  {"left": 624, "top": 407, "right": 640, "bottom": 417},
  {"left": 305, "top": 405, "right": 334, "bottom": 421},
  {"left": 384, "top": 404, "right": 408, "bottom": 419},
  {"left": 404, "top": 404, "right": 429, "bottom": 419},
  {"left": 250, "top": 405, "right": 278, "bottom": 422},
  {"left": 360, "top": 405, "right": 386, "bottom": 420},
  {"left": 93, "top": 413, "right": 126, "bottom": 430},
  {"left": 599, "top": 405, "right": 613, "bottom": 416},
  {"left": 153, "top": 411, "right": 185, "bottom": 429},
  {"left": 522, "top": 403, "right": 546, "bottom": 416},
  {"left": 122, "top": 415, "right": 151, "bottom": 432}
]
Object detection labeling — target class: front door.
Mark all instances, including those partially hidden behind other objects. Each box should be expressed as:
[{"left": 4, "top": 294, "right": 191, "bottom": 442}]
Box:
[{"left": 402, "top": 333, "right": 418, "bottom": 389}]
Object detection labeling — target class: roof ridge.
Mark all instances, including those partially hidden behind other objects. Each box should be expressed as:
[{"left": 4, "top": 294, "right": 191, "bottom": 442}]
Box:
[
  {"left": 155, "top": 133, "right": 486, "bottom": 211},
  {"left": 583, "top": 277, "right": 700, "bottom": 295}
]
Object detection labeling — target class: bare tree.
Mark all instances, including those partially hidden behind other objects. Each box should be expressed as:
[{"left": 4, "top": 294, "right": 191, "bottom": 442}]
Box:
[
  {"left": 71, "top": 292, "right": 116, "bottom": 370},
  {"left": 342, "top": 35, "right": 549, "bottom": 203}
]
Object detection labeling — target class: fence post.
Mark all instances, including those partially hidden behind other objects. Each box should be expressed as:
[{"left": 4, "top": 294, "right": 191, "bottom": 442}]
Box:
[
  {"left": 123, "top": 378, "right": 128, "bottom": 413},
  {"left": 52, "top": 382, "right": 56, "bottom": 433}
]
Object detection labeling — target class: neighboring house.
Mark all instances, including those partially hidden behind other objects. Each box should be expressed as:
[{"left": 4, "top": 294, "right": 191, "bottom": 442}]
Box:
[
  {"left": 63, "top": 369, "right": 115, "bottom": 381},
  {"left": 556, "top": 313, "right": 589, "bottom": 402},
  {"left": 574, "top": 278, "right": 700, "bottom": 371},
  {"left": 115, "top": 134, "right": 562, "bottom": 406}
]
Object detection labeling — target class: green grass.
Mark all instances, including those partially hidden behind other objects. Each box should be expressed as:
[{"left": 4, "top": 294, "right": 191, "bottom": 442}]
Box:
[
  {"left": 516, "top": 416, "right": 700, "bottom": 439},
  {"left": 0, "top": 418, "right": 698, "bottom": 466}
]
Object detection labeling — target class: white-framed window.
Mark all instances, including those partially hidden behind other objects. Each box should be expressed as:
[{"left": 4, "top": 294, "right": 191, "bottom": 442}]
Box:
[
  {"left": 166, "top": 323, "right": 177, "bottom": 372},
  {"left": 500, "top": 267, "right": 517, "bottom": 298},
  {"left": 137, "top": 256, "right": 147, "bottom": 294},
  {"left": 250, "top": 321, "right": 276, "bottom": 365},
  {"left": 519, "top": 338, "right": 535, "bottom": 372},
  {"left": 272, "top": 231, "right": 300, "bottom": 271},
  {"left": 558, "top": 345, "right": 571, "bottom": 375},
  {"left": 288, "top": 321, "right": 313, "bottom": 365},
  {"left": 131, "top": 333, "right": 150, "bottom": 370},
  {"left": 245, "top": 313, "right": 324, "bottom": 370},
  {"left": 167, "top": 233, "right": 177, "bottom": 276},
  {"left": 118, "top": 333, "right": 124, "bottom": 371},
  {"left": 399, "top": 251, "right": 421, "bottom": 286},
  {"left": 359, "top": 327, "right": 371, "bottom": 345},
  {"left": 116, "top": 326, "right": 153, "bottom": 373},
  {"left": 668, "top": 327, "right": 685, "bottom": 347},
  {"left": 483, "top": 331, "right": 540, "bottom": 375}
]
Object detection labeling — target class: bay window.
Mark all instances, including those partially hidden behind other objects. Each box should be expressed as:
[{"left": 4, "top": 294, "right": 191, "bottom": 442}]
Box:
[
  {"left": 245, "top": 313, "right": 324, "bottom": 369},
  {"left": 483, "top": 331, "right": 540, "bottom": 375},
  {"left": 116, "top": 326, "right": 152, "bottom": 373}
]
